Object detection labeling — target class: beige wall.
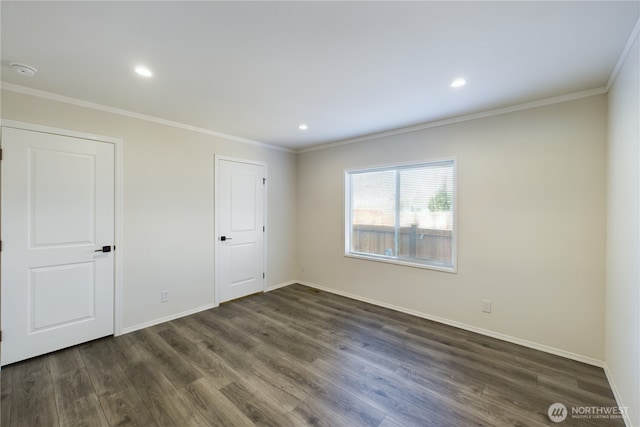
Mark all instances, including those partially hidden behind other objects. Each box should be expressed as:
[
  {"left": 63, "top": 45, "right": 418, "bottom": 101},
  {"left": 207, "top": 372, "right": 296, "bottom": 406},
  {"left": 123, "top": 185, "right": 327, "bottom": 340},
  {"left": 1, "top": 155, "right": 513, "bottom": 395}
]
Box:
[
  {"left": 1, "top": 89, "right": 298, "bottom": 331},
  {"left": 3, "top": 70, "right": 636, "bottom": 415},
  {"left": 0, "top": 83, "right": 621, "bottom": 370},
  {"left": 297, "top": 95, "right": 608, "bottom": 362},
  {"left": 606, "top": 31, "right": 639, "bottom": 426}
]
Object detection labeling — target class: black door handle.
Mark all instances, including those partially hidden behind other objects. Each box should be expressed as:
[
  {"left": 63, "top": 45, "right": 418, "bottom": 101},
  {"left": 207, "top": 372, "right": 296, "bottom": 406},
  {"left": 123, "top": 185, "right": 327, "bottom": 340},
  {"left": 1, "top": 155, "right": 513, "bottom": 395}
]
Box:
[
  {"left": 95, "top": 246, "right": 112, "bottom": 253},
  {"left": 220, "top": 236, "right": 232, "bottom": 241}
]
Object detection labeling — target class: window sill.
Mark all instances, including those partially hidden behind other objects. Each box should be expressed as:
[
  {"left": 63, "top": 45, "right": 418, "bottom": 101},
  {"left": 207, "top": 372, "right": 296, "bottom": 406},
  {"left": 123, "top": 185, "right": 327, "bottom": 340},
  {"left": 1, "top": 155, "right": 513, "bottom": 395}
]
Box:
[{"left": 344, "top": 252, "right": 457, "bottom": 274}]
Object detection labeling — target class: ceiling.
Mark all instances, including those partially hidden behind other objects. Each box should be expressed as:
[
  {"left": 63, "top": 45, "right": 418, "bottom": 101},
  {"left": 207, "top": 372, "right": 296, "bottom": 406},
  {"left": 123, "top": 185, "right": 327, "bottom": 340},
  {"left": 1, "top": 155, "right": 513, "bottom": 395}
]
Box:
[{"left": 1, "top": 1, "right": 639, "bottom": 151}]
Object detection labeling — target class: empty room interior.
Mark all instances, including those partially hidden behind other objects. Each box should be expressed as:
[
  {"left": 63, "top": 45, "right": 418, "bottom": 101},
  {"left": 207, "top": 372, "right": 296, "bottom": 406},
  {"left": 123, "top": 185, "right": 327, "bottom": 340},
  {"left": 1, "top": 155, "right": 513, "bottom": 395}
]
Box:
[{"left": 1, "top": 1, "right": 639, "bottom": 426}]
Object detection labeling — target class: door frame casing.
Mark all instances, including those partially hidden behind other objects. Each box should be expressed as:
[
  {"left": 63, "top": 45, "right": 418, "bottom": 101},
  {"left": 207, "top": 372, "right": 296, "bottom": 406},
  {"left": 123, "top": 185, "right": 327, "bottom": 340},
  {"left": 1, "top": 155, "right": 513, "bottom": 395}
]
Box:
[
  {"left": 214, "top": 155, "right": 267, "bottom": 305},
  {"left": 0, "top": 119, "right": 125, "bottom": 338}
]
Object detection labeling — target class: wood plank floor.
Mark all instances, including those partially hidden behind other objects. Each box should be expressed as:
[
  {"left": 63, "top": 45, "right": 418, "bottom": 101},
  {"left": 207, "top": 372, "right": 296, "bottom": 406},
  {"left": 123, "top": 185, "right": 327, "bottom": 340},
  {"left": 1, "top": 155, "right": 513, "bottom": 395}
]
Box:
[{"left": 1, "top": 284, "right": 623, "bottom": 426}]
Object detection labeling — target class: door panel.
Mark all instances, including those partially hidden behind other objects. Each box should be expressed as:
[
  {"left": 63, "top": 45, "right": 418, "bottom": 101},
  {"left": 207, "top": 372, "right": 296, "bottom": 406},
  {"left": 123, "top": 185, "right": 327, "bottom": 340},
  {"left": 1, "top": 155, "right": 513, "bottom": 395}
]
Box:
[
  {"left": 230, "top": 243, "right": 257, "bottom": 283},
  {"left": 231, "top": 172, "right": 257, "bottom": 230},
  {"left": 1, "top": 127, "right": 115, "bottom": 366},
  {"left": 30, "top": 262, "right": 95, "bottom": 331},
  {"left": 30, "top": 149, "right": 96, "bottom": 246},
  {"left": 217, "top": 158, "right": 265, "bottom": 303}
]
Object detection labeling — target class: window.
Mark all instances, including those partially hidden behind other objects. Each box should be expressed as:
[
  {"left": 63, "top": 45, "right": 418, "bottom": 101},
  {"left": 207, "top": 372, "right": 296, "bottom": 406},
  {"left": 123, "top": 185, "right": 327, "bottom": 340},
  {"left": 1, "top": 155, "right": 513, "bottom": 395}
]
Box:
[{"left": 345, "top": 159, "right": 456, "bottom": 272}]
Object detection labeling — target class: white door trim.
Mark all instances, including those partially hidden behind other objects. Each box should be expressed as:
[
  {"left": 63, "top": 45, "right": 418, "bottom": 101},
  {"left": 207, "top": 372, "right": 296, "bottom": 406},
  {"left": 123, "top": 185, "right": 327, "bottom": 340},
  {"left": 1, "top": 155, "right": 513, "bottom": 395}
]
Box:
[
  {"left": 0, "top": 119, "right": 125, "bottom": 336},
  {"left": 214, "top": 155, "right": 267, "bottom": 305}
]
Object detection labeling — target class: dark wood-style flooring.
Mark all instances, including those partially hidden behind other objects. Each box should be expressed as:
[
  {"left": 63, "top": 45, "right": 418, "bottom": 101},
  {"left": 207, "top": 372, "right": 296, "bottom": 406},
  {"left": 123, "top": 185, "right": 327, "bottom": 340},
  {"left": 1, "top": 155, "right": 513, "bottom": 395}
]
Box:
[{"left": 1, "top": 284, "right": 623, "bottom": 426}]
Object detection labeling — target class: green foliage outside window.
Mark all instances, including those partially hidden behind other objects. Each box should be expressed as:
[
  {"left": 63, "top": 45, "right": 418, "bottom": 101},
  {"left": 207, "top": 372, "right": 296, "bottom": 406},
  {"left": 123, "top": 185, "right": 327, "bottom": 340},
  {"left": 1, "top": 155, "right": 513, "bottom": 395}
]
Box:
[{"left": 428, "top": 184, "right": 453, "bottom": 211}]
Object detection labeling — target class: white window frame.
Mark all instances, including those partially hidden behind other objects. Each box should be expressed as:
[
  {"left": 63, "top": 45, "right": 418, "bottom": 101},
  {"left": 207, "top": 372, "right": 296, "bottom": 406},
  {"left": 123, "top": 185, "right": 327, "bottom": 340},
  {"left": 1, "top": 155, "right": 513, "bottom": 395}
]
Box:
[{"left": 344, "top": 158, "right": 457, "bottom": 273}]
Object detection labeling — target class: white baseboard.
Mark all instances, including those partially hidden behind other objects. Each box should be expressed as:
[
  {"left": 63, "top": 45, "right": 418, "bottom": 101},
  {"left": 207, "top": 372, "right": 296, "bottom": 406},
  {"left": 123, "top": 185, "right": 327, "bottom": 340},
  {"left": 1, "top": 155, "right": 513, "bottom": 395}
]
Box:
[
  {"left": 119, "top": 302, "right": 218, "bottom": 335},
  {"left": 603, "top": 363, "right": 633, "bottom": 427},
  {"left": 115, "top": 280, "right": 630, "bottom": 423},
  {"left": 118, "top": 280, "right": 296, "bottom": 336},
  {"left": 294, "top": 280, "right": 605, "bottom": 368},
  {"left": 119, "top": 280, "right": 295, "bottom": 335},
  {"left": 266, "top": 280, "right": 298, "bottom": 292}
]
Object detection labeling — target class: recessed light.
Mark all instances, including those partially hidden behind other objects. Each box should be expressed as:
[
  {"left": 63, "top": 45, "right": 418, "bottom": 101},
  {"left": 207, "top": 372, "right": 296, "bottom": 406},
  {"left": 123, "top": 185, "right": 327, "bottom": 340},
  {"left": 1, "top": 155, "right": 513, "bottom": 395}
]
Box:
[
  {"left": 451, "top": 78, "right": 466, "bottom": 88},
  {"left": 298, "top": 124, "right": 309, "bottom": 131},
  {"left": 134, "top": 66, "right": 153, "bottom": 77}
]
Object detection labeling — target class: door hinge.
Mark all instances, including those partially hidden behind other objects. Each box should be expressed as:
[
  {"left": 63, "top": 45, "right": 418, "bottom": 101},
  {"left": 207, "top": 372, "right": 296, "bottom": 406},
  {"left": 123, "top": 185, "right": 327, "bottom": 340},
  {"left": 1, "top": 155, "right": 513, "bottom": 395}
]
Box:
[
  {"left": 263, "top": 178, "right": 266, "bottom": 185},
  {"left": 263, "top": 226, "right": 265, "bottom": 232},
  {"left": 0, "top": 240, "right": 2, "bottom": 252},
  {"left": 0, "top": 330, "right": 3, "bottom": 342},
  {"left": 262, "top": 272, "right": 265, "bottom": 279},
  {"left": 0, "top": 148, "right": 3, "bottom": 161}
]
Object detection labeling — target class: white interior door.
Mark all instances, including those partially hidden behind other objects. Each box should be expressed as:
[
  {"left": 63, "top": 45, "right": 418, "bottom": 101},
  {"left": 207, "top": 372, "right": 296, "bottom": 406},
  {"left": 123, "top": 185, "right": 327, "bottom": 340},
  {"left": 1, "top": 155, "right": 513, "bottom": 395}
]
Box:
[
  {"left": 1, "top": 126, "right": 115, "bottom": 366},
  {"left": 216, "top": 157, "right": 265, "bottom": 303}
]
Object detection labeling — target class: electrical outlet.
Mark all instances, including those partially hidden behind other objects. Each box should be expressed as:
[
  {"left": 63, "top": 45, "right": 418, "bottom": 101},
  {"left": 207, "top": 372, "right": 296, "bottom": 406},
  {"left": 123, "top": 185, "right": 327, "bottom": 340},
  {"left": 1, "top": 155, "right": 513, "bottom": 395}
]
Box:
[
  {"left": 161, "top": 290, "right": 170, "bottom": 303},
  {"left": 482, "top": 299, "right": 492, "bottom": 313}
]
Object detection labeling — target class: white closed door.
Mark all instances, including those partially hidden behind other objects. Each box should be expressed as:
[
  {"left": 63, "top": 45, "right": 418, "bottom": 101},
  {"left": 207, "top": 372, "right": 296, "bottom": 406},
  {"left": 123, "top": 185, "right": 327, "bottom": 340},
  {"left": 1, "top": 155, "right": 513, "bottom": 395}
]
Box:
[
  {"left": 1, "top": 127, "right": 115, "bottom": 366},
  {"left": 216, "top": 158, "right": 265, "bottom": 303}
]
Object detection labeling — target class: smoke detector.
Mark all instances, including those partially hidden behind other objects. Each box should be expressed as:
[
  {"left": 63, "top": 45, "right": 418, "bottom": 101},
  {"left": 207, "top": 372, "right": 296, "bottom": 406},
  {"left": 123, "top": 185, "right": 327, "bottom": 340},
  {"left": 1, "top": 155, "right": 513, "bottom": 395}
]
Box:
[{"left": 11, "top": 63, "right": 38, "bottom": 77}]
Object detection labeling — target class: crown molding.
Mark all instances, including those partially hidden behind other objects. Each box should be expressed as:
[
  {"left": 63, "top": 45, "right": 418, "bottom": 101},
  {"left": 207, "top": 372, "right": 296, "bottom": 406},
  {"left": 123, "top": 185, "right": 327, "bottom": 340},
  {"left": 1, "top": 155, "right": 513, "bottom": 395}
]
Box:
[
  {"left": 0, "top": 82, "right": 294, "bottom": 153},
  {"left": 606, "top": 15, "right": 640, "bottom": 92},
  {"left": 299, "top": 87, "right": 608, "bottom": 154},
  {"left": 1, "top": 81, "right": 610, "bottom": 155}
]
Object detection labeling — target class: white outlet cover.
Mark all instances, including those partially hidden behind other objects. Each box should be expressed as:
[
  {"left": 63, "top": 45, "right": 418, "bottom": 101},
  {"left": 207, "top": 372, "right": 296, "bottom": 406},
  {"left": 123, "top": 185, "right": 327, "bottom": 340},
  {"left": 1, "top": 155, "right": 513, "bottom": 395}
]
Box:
[{"left": 482, "top": 299, "right": 492, "bottom": 313}]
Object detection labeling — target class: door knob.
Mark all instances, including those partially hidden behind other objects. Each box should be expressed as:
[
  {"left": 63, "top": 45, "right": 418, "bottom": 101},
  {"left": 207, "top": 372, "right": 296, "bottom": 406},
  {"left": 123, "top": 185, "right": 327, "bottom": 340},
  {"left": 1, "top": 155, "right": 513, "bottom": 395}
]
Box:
[
  {"left": 220, "top": 236, "right": 232, "bottom": 241},
  {"left": 95, "top": 246, "right": 112, "bottom": 253}
]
